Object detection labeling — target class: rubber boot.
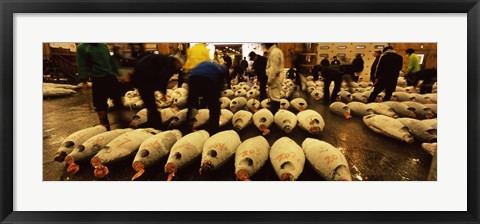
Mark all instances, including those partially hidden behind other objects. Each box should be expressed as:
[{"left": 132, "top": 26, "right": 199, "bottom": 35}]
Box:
[{"left": 97, "top": 111, "right": 110, "bottom": 131}]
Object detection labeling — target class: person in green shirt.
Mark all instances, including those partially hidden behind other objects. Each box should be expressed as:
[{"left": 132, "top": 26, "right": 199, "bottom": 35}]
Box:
[
  {"left": 405, "top": 48, "right": 421, "bottom": 85},
  {"left": 76, "top": 43, "right": 128, "bottom": 131}
]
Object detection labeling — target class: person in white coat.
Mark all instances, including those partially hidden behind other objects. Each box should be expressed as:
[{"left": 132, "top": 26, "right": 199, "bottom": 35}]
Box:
[{"left": 264, "top": 43, "right": 285, "bottom": 114}]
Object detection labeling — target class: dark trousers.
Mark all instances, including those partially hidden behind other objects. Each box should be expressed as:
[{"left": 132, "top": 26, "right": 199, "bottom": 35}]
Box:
[
  {"left": 323, "top": 72, "right": 343, "bottom": 105},
  {"left": 258, "top": 75, "right": 267, "bottom": 101},
  {"left": 270, "top": 100, "right": 280, "bottom": 115},
  {"left": 92, "top": 76, "right": 123, "bottom": 111},
  {"left": 186, "top": 76, "right": 221, "bottom": 135},
  {"left": 367, "top": 78, "right": 398, "bottom": 103},
  {"left": 137, "top": 85, "right": 162, "bottom": 129},
  {"left": 295, "top": 72, "right": 303, "bottom": 91}
]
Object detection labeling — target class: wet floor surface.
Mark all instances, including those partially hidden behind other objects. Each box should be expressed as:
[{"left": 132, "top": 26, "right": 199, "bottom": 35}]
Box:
[{"left": 43, "top": 88, "right": 433, "bottom": 181}]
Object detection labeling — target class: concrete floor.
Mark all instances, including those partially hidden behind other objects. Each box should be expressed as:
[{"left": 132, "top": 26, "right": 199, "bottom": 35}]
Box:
[{"left": 43, "top": 86, "right": 433, "bottom": 181}]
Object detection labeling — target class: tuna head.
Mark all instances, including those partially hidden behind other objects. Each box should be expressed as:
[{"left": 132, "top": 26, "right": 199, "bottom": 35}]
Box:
[
  {"left": 308, "top": 118, "right": 323, "bottom": 135},
  {"left": 236, "top": 158, "right": 254, "bottom": 181},
  {"left": 333, "top": 165, "right": 352, "bottom": 181},
  {"left": 279, "top": 161, "right": 297, "bottom": 181},
  {"left": 282, "top": 119, "right": 294, "bottom": 134},
  {"left": 54, "top": 141, "right": 75, "bottom": 162},
  {"left": 199, "top": 149, "right": 218, "bottom": 175}
]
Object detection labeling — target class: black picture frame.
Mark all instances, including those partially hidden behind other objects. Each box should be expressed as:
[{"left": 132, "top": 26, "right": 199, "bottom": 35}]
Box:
[{"left": 1, "top": 0, "right": 479, "bottom": 223}]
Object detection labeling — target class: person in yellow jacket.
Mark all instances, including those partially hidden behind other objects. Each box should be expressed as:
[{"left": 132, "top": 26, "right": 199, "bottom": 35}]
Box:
[{"left": 179, "top": 43, "right": 211, "bottom": 87}]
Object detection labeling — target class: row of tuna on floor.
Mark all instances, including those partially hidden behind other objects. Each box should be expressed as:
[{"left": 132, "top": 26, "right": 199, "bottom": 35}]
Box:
[{"left": 54, "top": 127, "right": 350, "bottom": 181}]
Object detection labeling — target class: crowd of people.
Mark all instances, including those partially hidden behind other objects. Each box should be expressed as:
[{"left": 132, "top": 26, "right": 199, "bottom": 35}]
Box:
[{"left": 76, "top": 43, "right": 435, "bottom": 135}]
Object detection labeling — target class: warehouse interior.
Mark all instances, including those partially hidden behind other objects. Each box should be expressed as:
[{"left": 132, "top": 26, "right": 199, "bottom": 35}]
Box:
[{"left": 43, "top": 42, "right": 437, "bottom": 181}]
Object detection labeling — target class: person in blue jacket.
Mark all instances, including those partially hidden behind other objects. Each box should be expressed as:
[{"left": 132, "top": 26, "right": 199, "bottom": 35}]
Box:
[{"left": 186, "top": 61, "right": 229, "bottom": 135}]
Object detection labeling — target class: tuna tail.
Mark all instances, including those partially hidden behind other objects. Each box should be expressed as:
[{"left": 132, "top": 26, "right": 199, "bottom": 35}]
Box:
[
  {"left": 402, "top": 134, "right": 415, "bottom": 144},
  {"left": 259, "top": 124, "right": 270, "bottom": 136},
  {"left": 199, "top": 161, "right": 214, "bottom": 175},
  {"left": 236, "top": 169, "right": 251, "bottom": 181},
  {"left": 280, "top": 173, "right": 295, "bottom": 181},
  {"left": 344, "top": 112, "right": 352, "bottom": 119},
  {"left": 91, "top": 156, "right": 109, "bottom": 179},
  {"left": 165, "top": 163, "right": 177, "bottom": 181},
  {"left": 66, "top": 163, "right": 80, "bottom": 176},
  {"left": 131, "top": 161, "right": 145, "bottom": 181},
  {"left": 333, "top": 165, "right": 352, "bottom": 181}
]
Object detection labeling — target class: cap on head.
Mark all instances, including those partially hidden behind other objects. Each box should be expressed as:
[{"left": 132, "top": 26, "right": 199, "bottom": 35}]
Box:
[
  {"left": 406, "top": 48, "right": 414, "bottom": 54},
  {"left": 375, "top": 50, "right": 382, "bottom": 54}
]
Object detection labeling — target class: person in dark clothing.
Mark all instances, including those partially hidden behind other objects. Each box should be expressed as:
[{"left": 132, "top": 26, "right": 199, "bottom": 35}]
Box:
[
  {"left": 240, "top": 57, "right": 249, "bottom": 71},
  {"left": 411, "top": 68, "right": 437, "bottom": 94},
  {"left": 132, "top": 53, "right": 185, "bottom": 129},
  {"left": 331, "top": 56, "right": 341, "bottom": 65},
  {"left": 312, "top": 64, "right": 323, "bottom": 82},
  {"left": 351, "top": 53, "right": 364, "bottom": 82},
  {"left": 370, "top": 50, "right": 382, "bottom": 82},
  {"left": 186, "top": 61, "right": 229, "bottom": 135},
  {"left": 249, "top": 51, "right": 268, "bottom": 101},
  {"left": 292, "top": 53, "right": 303, "bottom": 91},
  {"left": 367, "top": 47, "right": 403, "bottom": 103},
  {"left": 222, "top": 50, "right": 233, "bottom": 88},
  {"left": 76, "top": 43, "right": 128, "bottom": 132},
  {"left": 321, "top": 65, "right": 343, "bottom": 105},
  {"left": 320, "top": 56, "right": 330, "bottom": 67}
]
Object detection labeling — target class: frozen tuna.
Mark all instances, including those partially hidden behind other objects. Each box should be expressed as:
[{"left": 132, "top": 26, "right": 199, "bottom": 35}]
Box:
[
  {"left": 424, "top": 104, "right": 437, "bottom": 115},
  {"left": 352, "top": 93, "right": 368, "bottom": 103},
  {"left": 230, "top": 97, "right": 247, "bottom": 112},
  {"left": 54, "top": 125, "right": 107, "bottom": 162},
  {"left": 270, "top": 137, "right": 305, "bottom": 181},
  {"left": 337, "top": 90, "right": 352, "bottom": 103},
  {"left": 329, "top": 102, "right": 352, "bottom": 119},
  {"left": 246, "top": 99, "right": 261, "bottom": 112},
  {"left": 279, "top": 99, "right": 290, "bottom": 110},
  {"left": 368, "top": 103, "right": 398, "bottom": 118},
  {"left": 347, "top": 102, "right": 374, "bottom": 117},
  {"left": 302, "top": 138, "right": 352, "bottom": 181},
  {"left": 199, "top": 130, "right": 241, "bottom": 175},
  {"left": 165, "top": 130, "right": 210, "bottom": 180},
  {"left": 234, "top": 136, "right": 270, "bottom": 181},
  {"left": 131, "top": 130, "right": 182, "bottom": 180},
  {"left": 246, "top": 89, "right": 259, "bottom": 99},
  {"left": 169, "top": 108, "right": 188, "bottom": 128},
  {"left": 235, "top": 89, "right": 247, "bottom": 98},
  {"left": 392, "top": 92, "right": 415, "bottom": 102},
  {"left": 219, "top": 109, "right": 234, "bottom": 128},
  {"left": 421, "top": 118, "right": 437, "bottom": 129},
  {"left": 65, "top": 128, "right": 133, "bottom": 175},
  {"left": 260, "top": 99, "right": 271, "bottom": 109},
  {"left": 402, "top": 101, "right": 436, "bottom": 119},
  {"left": 172, "top": 96, "right": 188, "bottom": 110},
  {"left": 219, "top": 97, "right": 231, "bottom": 109},
  {"left": 363, "top": 114, "right": 414, "bottom": 143},
  {"left": 397, "top": 118, "right": 437, "bottom": 143},
  {"left": 252, "top": 108, "right": 274, "bottom": 135},
  {"left": 296, "top": 109, "right": 325, "bottom": 135},
  {"left": 222, "top": 89, "right": 235, "bottom": 99},
  {"left": 382, "top": 101, "right": 416, "bottom": 118},
  {"left": 130, "top": 109, "right": 148, "bottom": 128},
  {"left": 192, "top": 109, "right": 210, "bottom": 130},
  {"left": 421, "top": 142, "right": 437, "bottom": 156},
  {"left": 91, "top": 128, "right": 160, "bottom": 178},
  {"left": 232, "top": 110, "right": 253, "bottom": 131},
  {"left": 310, "top": 89, "right": 324, "bottom": 101},
  {"left": 290, "top": 98, "right": 308, "bottom": 112},
  {"left": 274, "top": 109, "right": 297, "bottom": 134}
]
